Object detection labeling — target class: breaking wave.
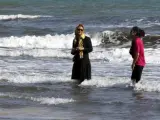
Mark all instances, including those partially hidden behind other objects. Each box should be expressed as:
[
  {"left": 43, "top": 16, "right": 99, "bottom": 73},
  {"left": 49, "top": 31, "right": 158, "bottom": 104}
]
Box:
[
  {"left": 0, "top": 30, "right": 159, "bottom": 49},
  {"left": 0, "top": 14, "right": 52, "bottom": 20}
]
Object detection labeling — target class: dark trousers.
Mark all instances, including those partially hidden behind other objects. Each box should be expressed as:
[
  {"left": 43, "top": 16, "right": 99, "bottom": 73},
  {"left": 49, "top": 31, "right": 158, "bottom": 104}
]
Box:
[{"left": 131, "top": 65, "right": 144, "bottom": 83}]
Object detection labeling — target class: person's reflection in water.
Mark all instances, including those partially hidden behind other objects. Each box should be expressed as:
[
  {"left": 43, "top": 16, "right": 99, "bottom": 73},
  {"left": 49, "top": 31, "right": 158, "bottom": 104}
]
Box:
[
  {"left": 71, "top": 82, "right": 92, "bottom": 103},
  {"left": 132, "top": 91, "right": 144, "bottom": 100}
]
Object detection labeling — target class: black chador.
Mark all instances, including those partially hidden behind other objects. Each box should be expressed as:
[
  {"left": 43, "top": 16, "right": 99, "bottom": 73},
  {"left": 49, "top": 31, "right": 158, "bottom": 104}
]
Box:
[{"left": 71, "top": 35, "right": 93, "bottom": 84}]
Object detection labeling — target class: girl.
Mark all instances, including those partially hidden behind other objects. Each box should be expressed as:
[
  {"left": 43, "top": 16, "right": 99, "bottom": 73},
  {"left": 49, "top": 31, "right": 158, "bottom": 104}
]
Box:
[{"left": 129, "top": 26, "right": 145, "bottom": 85}]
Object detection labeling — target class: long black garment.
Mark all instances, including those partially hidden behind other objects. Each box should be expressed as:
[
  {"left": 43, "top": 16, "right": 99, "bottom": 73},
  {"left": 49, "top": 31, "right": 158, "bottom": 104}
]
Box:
[
  {"left": 71, "top": 36, "right": 93, "bottom": 83},
  {"left": 129, "top": 40, "right": 135, "bottom": 58}
]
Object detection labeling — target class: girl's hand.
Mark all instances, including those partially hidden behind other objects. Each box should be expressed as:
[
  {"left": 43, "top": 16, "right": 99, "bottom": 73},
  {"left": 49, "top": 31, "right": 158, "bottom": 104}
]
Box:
[{"left": 131, "top": 63, "right": 135, "bottom": 70}]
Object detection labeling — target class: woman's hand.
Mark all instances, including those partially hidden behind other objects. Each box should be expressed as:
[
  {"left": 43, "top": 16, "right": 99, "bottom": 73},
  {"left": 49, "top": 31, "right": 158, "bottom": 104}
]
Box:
[{"left": 76, "top": 47, "right": 84, "bottom": 51}]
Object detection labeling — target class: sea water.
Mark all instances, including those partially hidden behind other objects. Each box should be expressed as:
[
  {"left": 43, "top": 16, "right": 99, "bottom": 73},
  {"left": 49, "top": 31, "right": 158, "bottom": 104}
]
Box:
[{"left": 0, "top": 0, "right": 160, "bottom": 120}]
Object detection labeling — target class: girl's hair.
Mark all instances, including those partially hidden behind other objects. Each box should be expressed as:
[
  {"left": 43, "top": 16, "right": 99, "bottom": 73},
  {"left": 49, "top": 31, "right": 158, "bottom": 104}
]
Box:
[
  {"left": 130, "top": 26, "right": 145, "bottom": 37},
  {"left": 76, "top": 24, "right": 84, "bottom": 29}
]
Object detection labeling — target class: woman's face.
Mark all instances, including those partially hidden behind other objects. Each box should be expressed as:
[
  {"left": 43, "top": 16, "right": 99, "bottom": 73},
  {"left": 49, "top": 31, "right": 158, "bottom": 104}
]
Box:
[
  {"left": 77, "top": 26, "right": 84, "bottom": 36},
  {"left": 131, "top": 30, "right": 137, "bottom": 38}
]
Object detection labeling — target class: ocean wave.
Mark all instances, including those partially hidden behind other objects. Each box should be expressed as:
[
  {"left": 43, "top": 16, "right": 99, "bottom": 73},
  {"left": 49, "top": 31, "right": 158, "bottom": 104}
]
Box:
[
  {"left": 0, "top": 47, "right": 160, "bottom": 64},
  {"left": 0, "top": 31, "right": 159, "bottom": 63},
  {"left": 0, "top": 14, "right": 52, "bottom": 20},
  {"left": 81, "top": 77, "right": 160, "bottom": 93},
  {"left": 30, "top": 97, "right": 75, "bottom": 105},
  {"left": 90, "top": 17, "right": 160, "bottom": 30},
  {"left": 0, "top": 93, "right": 75, "bottom": 105},
  {"left": 101, "top": 30, "right": 160, "bottom": 48},
  {"left": 0, "top": 31, "right": 159, "bottom": 49},
  {"left": 80, "top": 76, "right": 130, "bottom": 87},
  {"left": 0, "top": 73, "right": 73, "bottom": 84},
  {"left": 0, "top": 47, "right": 134, "bottom": 62},
  {"left": 0, "top": 33, "right": 100, "bottom": 49},
  {"left": 134, "top": 81, "right": 160, "bottom": 92}
]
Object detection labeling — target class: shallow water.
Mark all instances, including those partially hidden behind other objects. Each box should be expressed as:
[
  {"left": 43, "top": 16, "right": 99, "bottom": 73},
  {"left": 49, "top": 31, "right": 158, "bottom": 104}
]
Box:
[
  {"left": 0, "top": 0, "right": 160, "bottom": 120},
  {"left": 0, "top": 56, "right": 159, "bottom": 120}
]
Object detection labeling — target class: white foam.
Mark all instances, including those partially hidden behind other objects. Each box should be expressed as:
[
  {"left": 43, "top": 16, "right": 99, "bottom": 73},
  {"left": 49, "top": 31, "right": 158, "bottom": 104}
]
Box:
[
  {"left": 80, "top": 76, "right": 130, "bottom": 87},
  {"left": 0, "top": 74, "right": 73, "bottom": 83},
  {"left": 90, "top": 48, "right": 131, "bottom": 62},
  {"left": 30, "top": 97, "right": 75, "bottom": 105},
  {"left": 0, "top": 93, "right": 75, "bottom": 105},
  {"left": 0, "top": 34, "right": 100, "bottom": 49},
  {"left": 0, "top": 14, "right": 52, "bottom": 20},
  {"left": 0, "top": 33, "right": 159, "bottom": 64},
  {"left": 91, "top": 48, "right": 160, "bottom": 64},
  {"left": 102, "top": 30, "right": 121, "bottom": 44},
  {"left": 134, "top": 81, "right": 160, "bottom": 92},
  {"left": 80, "top": 77, "right": 160, "bottom": 92},
  {"left": 0, "top": 46, "right": 160, "bottom": 64},
  {"left": 145, "top": 48, "right": 160, "bottom": 64},
  {"left": 0, "top": 30, "right": 125, "bottom": 49}
]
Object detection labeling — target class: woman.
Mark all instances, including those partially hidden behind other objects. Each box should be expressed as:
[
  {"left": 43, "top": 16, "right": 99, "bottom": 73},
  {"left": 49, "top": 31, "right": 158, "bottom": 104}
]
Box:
[
  {"left": 71, "top": 24, "right": 93, "bottom": 84},
  {"left": 129, "top": 26, "right": 145, "bottom": 85}
]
